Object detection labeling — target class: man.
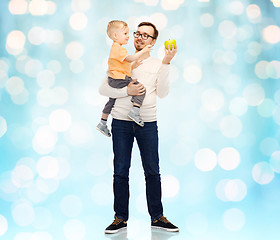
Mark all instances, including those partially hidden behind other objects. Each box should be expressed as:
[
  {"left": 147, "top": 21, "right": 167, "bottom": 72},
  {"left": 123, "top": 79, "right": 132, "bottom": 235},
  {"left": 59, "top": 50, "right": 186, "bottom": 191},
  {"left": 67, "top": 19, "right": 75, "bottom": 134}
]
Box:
[{"left": 99, "top": 22, "right": 178, "bottom": 234}]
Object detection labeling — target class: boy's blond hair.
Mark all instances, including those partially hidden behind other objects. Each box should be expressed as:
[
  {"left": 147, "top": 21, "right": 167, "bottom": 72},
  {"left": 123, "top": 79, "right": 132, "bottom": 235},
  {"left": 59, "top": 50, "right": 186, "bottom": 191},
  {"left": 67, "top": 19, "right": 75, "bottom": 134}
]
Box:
[{"left": 107, "top": 20, "right": 128, "bottom": 39}]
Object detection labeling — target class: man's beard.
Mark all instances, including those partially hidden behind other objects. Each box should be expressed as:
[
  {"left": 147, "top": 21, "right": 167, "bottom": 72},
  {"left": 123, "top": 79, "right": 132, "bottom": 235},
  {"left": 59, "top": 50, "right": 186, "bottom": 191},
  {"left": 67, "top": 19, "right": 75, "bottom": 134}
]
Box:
[{"left": 135, "top": 40, "right": 144, "bottom": 51}]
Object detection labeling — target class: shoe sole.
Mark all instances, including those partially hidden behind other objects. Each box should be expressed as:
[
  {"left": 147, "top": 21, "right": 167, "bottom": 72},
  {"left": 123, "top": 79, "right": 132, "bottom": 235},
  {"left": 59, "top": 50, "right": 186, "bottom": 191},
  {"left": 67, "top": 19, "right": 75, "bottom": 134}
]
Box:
[
  {"left": 104, "top": 226, "right": 127, "bottom": 234},
  {"left": 151, "top": 226, "right": 179, "bottom": 232},
  {"left": 127, "top": 114, "right": 144, "bottom": 127},
  {"left": 96, "top": 127, "right": 111, "bottom": 137}
]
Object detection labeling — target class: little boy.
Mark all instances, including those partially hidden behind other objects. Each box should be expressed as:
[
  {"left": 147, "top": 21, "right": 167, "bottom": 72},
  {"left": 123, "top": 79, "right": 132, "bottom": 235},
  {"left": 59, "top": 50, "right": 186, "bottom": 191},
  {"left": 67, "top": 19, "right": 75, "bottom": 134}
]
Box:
[{"left": 97, "top": 20, "right": 152, "bottom": 137}]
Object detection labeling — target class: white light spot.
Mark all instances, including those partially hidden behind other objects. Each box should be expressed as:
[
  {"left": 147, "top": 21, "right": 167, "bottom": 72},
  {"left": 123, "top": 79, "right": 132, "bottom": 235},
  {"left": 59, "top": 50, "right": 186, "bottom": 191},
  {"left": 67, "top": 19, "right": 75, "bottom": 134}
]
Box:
[
  {"left": 0, "top": 116, "right": 7, "bottom": 138},
  {"left": 194, "top": 148, "right": 217, "bottom": 172},
  {"left": 46, "top": 1, "right": 56, "bottom": 15},
  {"left": 262, "top": 25, "right": 280, "bottom": 44},
  {"left": 161, "top": 0, "right": 185, "bottom": 10},
  {"left": 63, "top": 219, "right": 86, "bottom": 240},
  {"left": 150, "top": 12, "right": 168, "bottom": 30},
  {"left": 224, "top": 179, "right": 247, "bottom": 201},
  {"left": 71, "top": 0, "right": 91, "bottom": 12},
  {"left": 37, "top": 70, "right": 55, "bottom": 88},
  {"left": 6, "top": 76, "right": 24, "bottom": 95},
  {"left": 69, "top": 12, "right": 88, "bottom": 31},
  {"left": 36, "top": 177, "right": 59, "bottom": 194},
  {"left": 12, "top": 201, "right": 35, "bottom": 226},
  {"left": 162, "top": 175, "right": 180, "bottom": 198},
  {"left": 223, "top": 208, "right": 245, "bottom": 231},
  {"left": 25, "top": 59, "right": 44, "bottom": 78},
  {"left": 6, "top": 31, "right": 26, "bottom": 55},
  {"left": 220, "top": 115, "right": 242, "bottom": 138},
  {"left": 218, "top": 147, "right": 240, "bottom": 170},
  {"left": 32, "top": 126, "right": 58, "bottom": 154},
  {"left": 64, "top": 121, "right": 93, "bottom": 145},
  {"left": 14, "top": 232, "right": 33, "bottom": 240},
  {"left": 56, "top": 157, "right": 71, "bottom": 180},
  {"left": 37, "top": 156, "right": 59, "bottom": 179},
  {"left": 8, "top": 0, "right": 28, "bottom": 15},
  {"left": 28, "top": 27, "right": 45, "bottom": 45},
  {"left": 69, "top": 59, "right": 84, "bottom": 73},
  {"left": 47, "top": 60, "right": 62, "bottom": 74},
  {"left": 37, "top": 88, "right": 54, "bottom": 107},
  {"left": 229, "top": 1, "right": 244, "bottom": 15},
  {"left": 257, "top": 98, "right": 276, "bottom": 118},
  {"left": 60, "top": 195, "right": 83, "bottom": 217},
  {"left": 0, "top": 70, "right": 8, "bottom": 88},
  {"left": 216, "top": 179, "right": 230, "bottom": 201},
  {"left": 29, "top": 0, "right": 48, "bottom": 16},
  {"left": 184, "top": 64, "right": 202, "bottom": 84},
  {"left": 200, "top": 13, "right": 214, "bottom": 28},
  {"left": 11, "top": 165, "right": 34, "bottom": 188},
  {"left": 65, "top": 42, "right": 84, "bottom": 60},
  {"left": 49, "top": 109, "right": 72, "bottom": 132},
  {"left": 252, "top": 161, "right": 274, "bottom": 184},
  {"left": 11, "top": 88, "right": 29, "bottom": 105},
  {"left": 246, "top": 4, "right": 261, "bottom": 23},
  {"left": 201, "top": 88, "right": 225, "bottom": 111},
  {"left": 0, "top": 215, "right": 8, "bottom": 236},
  {"left": 53, "top": 87, "right": 69, "bottom": 105},
  {"left": 243, "top": 83, "right": 265, "bottom": 106},
  {"left": 254, "top": 60, "right": 269, "bottom": 79},
  {"left": 144, "top": 0, "right": 159, "bottom": 6},
  {"left": 270, "top": 151, "right": 280, "bottom": 173},
  {"left": 229, "top": 97, "right": 248, "bottom": 116},
  {"left": 219, "top": 20, "right": 237, "bottom": 39}
]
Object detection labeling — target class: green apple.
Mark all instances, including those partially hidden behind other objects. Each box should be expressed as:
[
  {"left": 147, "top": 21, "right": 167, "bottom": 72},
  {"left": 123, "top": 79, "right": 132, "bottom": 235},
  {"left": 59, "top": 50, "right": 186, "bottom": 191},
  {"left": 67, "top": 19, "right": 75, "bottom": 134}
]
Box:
[{"left": 164, "top": 39, "right": 176, "bottom": 50}]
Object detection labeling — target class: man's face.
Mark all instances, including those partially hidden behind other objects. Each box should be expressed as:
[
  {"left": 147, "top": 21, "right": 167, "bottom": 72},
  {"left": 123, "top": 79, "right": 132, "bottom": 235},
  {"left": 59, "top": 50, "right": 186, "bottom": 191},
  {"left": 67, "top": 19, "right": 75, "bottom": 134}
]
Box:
[{"left": 134, "top": 25, "right": 156, "bottom": 51}]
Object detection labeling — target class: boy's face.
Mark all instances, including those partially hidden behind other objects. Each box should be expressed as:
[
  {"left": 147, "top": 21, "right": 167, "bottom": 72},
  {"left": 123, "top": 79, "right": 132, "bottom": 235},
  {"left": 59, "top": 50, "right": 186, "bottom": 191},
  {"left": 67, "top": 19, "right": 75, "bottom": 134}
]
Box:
[
  {"left": 134, "top": 25, "right": 156, "bottom": 51},
  {"left": 115, "top": 26, "right": 129, "bottom": 45}
]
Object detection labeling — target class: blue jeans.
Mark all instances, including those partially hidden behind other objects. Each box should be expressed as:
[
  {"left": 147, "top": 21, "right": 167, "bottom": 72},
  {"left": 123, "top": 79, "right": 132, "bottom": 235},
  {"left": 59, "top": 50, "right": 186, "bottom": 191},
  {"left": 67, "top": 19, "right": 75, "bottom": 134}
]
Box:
[{"left": 111, "top": 119, "right": 163, "bottom": 221}]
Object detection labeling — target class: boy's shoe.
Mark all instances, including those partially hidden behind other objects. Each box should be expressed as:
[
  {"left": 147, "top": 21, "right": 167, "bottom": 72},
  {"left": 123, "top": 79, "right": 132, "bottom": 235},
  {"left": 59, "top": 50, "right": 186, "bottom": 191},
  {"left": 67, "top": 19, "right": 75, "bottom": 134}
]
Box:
[
  {"left": 151, "top": 216, "right": 179, "bottom": 232},
  {"left": 104, "top": 217, "right": 127, "bottom": 234},
  {"left": 96, "top": 123, "right": 111, "bottom": 137},
  {"left": 128, "top": 110, "right": 144, "bottom": 127}
]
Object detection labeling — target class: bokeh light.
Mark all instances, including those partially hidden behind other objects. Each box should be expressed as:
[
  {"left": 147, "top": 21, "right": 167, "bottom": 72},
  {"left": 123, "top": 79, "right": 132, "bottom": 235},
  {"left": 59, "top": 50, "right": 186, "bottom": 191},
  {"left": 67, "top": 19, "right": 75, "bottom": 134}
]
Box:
[{"left": 1, "top": 0, "right": 280, "bottom": 239}]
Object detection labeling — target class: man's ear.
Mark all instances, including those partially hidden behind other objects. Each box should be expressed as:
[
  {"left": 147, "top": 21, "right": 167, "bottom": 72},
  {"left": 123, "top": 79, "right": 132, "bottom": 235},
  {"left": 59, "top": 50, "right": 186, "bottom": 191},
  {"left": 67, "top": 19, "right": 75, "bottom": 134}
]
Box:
[{"left": 151, "top": 39, "right": 157, "bottom": 46}]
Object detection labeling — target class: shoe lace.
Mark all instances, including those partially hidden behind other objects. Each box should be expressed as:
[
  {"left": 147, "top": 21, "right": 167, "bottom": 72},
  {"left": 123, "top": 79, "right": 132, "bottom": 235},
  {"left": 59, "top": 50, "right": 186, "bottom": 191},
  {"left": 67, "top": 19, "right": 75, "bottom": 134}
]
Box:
[
  {"left": 159, "top": 216, "right": 170, "bottom": 223},
  {"left": 112, "top": 217, "right": 123, "bottom": 225}
]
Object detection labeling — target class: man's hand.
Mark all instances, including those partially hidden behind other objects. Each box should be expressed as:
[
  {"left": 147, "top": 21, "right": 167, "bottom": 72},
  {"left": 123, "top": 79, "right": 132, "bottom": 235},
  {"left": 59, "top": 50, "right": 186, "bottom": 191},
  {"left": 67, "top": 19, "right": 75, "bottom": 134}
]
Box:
[
  {"left": 127, "top": 79, "right": 146, "bottom": 96},
  {"left": 162, "top": 44, "right": 177, "bottom": 65}
]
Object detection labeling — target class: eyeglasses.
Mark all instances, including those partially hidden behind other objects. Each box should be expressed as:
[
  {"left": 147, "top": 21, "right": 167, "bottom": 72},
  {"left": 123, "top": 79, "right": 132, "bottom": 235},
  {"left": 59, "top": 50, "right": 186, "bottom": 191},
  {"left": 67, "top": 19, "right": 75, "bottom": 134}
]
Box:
[{"left": 133, "top": 31, "right": 155, "bottom": 40}]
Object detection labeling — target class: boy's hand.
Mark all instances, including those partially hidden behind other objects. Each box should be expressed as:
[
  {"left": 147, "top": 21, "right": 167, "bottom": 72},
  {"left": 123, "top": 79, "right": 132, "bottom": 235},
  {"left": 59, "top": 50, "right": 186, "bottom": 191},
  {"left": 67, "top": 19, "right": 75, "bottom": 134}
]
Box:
[
  {"left": 142, "top": 44, "right": 153, "bottom": 53},
  {"left": 132, "top": 59, "right": 143, "bottom": 69}
]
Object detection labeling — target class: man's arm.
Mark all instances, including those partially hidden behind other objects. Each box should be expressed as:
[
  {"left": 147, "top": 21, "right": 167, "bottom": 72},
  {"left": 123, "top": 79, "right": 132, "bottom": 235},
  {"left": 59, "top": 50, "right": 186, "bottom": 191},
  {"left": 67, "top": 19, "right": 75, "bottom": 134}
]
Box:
[
  {"left": 99, "top": 77, "right": 146, "bottom": 98},
  {"left": 156, "top": 45, "right": 178, "bottom": 98}
]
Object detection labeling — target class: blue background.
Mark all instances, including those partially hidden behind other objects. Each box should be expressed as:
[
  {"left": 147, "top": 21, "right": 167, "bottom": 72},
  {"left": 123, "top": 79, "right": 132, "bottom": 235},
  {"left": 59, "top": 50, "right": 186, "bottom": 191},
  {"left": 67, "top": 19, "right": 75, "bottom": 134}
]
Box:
[{"left": 1, "top": 0, "right": 280, "bottom": 239}]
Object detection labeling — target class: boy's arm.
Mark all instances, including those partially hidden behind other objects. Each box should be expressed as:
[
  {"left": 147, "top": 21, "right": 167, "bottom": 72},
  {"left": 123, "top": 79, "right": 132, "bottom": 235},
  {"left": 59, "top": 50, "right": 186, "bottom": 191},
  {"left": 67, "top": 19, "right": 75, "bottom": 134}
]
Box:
[{"left": 125, "top": 45, "right": 152, "bottom": 63}]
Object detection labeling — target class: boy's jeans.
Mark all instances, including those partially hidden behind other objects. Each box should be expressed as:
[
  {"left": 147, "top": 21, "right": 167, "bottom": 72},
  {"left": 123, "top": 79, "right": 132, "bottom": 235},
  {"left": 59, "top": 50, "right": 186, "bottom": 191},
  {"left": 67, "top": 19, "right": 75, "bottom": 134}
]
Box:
[{"left": 111, "top": 119, "right": 163, "bottom": 221}]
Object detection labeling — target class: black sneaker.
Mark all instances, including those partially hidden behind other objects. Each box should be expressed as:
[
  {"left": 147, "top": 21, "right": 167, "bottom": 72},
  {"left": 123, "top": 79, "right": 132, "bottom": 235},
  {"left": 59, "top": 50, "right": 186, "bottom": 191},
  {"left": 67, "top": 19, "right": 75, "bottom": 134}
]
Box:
[
  {"left": 151, "top": 216, "right": 179, "bottom": 232},
  {"left": 105, "top": 217, "right": 127, "bottom": 234}
]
